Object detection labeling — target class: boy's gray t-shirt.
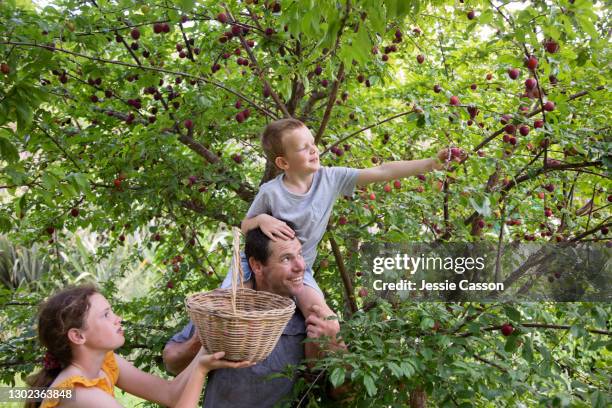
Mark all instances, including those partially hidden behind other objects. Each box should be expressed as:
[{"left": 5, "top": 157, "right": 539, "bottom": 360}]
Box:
[{"left": 247, "top": 166, "right": 359, "bottom": 268}]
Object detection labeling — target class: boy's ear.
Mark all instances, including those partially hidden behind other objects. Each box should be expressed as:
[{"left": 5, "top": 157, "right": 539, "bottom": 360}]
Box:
[
  {"left": 67, "top": 328, "right": 86, "bottom": 345},
  {"left": 274, "top": 156, "right": 289, "bottom": 171}
]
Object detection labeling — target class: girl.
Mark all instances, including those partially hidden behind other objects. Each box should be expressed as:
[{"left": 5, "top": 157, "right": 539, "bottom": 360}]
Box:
[{"left": 26, "top": 284, "right": 251, "bottom": 408}]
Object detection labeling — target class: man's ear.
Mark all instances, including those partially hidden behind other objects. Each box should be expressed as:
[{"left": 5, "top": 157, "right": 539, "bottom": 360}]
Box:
[
  {"left": 249, "top": 257, "right": 264, "bottom": 281},
  {"left": 274, "top": 156, "right": 289, "bottom": 171},
  {"left": 67, "top": 328, "right": 86, "bottom": 345}
]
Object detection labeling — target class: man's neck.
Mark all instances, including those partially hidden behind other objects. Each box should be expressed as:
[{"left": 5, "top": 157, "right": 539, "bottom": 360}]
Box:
[{"left": 282, "top": 171, "right": 315, "bottom": 194}]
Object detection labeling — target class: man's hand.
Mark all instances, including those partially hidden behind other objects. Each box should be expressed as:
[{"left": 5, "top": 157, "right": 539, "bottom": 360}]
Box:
[
  {"left": 305, "top": 305, "right": 344, "bottom": 351},
  {"left": 163, "top": 332, "right": 202, "bottom": 375},
  {"left": 258, "top": 214, "right": 296, "bottom": 241},
  {"left": 186, "top": 332, "right": 202, "bottom": 354}
]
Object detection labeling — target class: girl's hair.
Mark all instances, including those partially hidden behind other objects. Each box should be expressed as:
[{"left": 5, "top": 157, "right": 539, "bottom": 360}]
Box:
[
  {"left": 25, "top": 284, "right": 98, "bottom": 408},
  {"left": 261, "top": 118, "right": 306, "bottom": 168}
]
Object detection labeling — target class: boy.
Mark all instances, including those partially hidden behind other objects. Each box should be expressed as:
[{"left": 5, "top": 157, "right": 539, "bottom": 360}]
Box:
[{"left": 222, "top": 118, "right": 464, "bottom": 325}]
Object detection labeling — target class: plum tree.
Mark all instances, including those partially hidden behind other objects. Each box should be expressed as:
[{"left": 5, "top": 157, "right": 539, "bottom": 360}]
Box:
[{"left": 0, "top": 1, "right": 609, "bottom": 407}]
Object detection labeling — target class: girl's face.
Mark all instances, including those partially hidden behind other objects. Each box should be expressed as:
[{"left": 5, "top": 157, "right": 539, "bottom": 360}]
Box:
[{"left": 80, "top": 293, "right": 125, "bottom": 351}]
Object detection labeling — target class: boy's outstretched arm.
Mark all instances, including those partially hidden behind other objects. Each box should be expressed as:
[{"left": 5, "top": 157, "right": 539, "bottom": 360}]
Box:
[{"left": 356, "top": 147, "right": 466, "bottom": 186}]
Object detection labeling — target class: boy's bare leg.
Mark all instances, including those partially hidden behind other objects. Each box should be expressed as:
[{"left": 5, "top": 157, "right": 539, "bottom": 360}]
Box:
[{"left": 298, "top": 286, "right": 341, "bottom": 364}]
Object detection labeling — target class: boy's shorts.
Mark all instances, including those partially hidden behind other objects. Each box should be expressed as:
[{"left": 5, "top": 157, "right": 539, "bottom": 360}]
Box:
[{"left": 221, "top": 252, "right": 323, "bottom": 297}]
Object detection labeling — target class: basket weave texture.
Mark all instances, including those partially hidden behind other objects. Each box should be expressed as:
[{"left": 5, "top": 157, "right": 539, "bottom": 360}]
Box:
[{"left": 185, "top": 228, "right": 296, "bottom": 362}]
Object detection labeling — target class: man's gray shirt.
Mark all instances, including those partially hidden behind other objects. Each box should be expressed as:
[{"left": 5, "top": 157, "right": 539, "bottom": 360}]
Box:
[{"left": 167, "top": 311, "right": 306, "bottom": 408}]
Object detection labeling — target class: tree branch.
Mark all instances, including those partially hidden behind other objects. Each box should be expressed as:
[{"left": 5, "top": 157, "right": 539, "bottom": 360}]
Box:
[
  {"left": 0, "top": 41, "right": 276, "bottom": 119},
  {"left": 570, "top": 220, "right": 611, "bottom": 242},
  {"left": 474, "top": 86, "right": 605, "bottom": 152},
  {"left": 36, "top": 124, "right": 83, "bottom": 171},
  {"left": 459, "top": 323, "right": 611, "bottom": 337},
  {"left": 329, "top": 235, "right": 357, "bottom": 316},
  {"left": 473, "top": 354, "right": 507, "bottom": 373},
  {"left": 464, "top": 160, "right": 602, "bottom": 228},
  {"left": 322, "top": 109, "right": 416, "bottom": 154},
  {"left": 177, "top": 132, "right": 255, "bottom": 202},
  {"left": 225, "top": 6, "right": 290, "bottom": 118},
  {"left": 314, "top": 63, "right": 344, "bottom": 144}
]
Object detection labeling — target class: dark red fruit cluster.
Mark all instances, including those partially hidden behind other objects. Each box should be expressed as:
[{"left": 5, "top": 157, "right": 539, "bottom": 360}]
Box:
[
  {"left": 153, "top": 22, "right": 170, "bottom": 34},
  {"left": 235, "top": 109, "right": 251, "bottom": 123}
]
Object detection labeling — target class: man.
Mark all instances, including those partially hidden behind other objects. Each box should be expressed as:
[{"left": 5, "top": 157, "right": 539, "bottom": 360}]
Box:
[{"left": 163, "top": 223, "right": 343, "bottom": 407}]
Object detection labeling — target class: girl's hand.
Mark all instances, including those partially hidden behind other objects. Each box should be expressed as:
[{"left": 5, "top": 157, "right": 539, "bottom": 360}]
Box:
[
  {"left": 197, "top": 349, "right": 254, "bottom": 372},
  {"left": 258, "top": 214, "right": 296, "bottom": 241}
]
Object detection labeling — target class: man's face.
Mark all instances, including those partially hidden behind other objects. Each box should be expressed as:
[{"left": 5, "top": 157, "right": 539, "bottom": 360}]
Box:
[{"left": 251, "top": 237, "right": 305, "bottom": 298}]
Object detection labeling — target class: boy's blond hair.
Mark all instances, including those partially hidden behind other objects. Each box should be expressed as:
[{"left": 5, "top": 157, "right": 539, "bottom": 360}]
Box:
[{"left": 261, "top": 118, "right": 306, "bottom": 169}]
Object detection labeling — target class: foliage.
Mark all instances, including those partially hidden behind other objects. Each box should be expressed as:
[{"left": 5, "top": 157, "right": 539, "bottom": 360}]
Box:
[
  {"left": 0, "top": 0, "right": 610, "bottom": 406},
  {"left": 0, "top": 235, "right": 49, "bottom": 289},
  {"left": 311, "top": 301, "right": 611, "bottom": 407}
]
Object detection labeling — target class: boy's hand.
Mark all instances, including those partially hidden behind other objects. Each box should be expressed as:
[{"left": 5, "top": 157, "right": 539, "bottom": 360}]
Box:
[
  {"left": 306, "top": 305, "right": 344, "bottom": 351},
  {"left": 258, "top": 214, "right": 296, "bottom": 241},
  {"left": 436, "top": 147, "right": 467, "bottom": 168}
]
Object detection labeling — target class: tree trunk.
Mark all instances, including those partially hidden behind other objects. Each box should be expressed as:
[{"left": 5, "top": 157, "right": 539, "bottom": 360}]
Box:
[{"left": 409, "top": 386, "right": 427, "bottom": 408}]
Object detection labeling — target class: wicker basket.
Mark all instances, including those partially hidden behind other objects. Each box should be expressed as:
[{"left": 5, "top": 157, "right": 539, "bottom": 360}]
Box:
[{"left": 185, "top": 228, "right": 296, "bottom": 362}]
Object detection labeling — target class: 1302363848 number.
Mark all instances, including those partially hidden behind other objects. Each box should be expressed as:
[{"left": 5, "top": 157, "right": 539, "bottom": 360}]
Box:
[{"left": 0, "top": 387, "right": 74, "bottom": 402}]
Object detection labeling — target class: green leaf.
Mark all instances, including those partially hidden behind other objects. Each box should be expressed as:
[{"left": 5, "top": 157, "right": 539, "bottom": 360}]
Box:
[
  {"left": 468, "top": 196, "right": 491, "bottom": 217},
  {"left": 503, "top": 306, "right": 521, "bottom": 322},
  {"left": 354, "top": 26, "right": 372, "bottom": 65},
  {"left": 521, "top": 337, "right": 533, "bottom": 363},
  {"left": 59, "top": 183, "right": 77, "bottom": 199},
  {"left": 570, "top": 324, "right": 586, "bottom": 338},
  {"left": 420, "top": 317, "right": 435, "bottom": 330},
  {"left": 0, "top": 215, "right": 11, "bottom": 233},
  {"left": 538, "top": 345, "right": 551, "bottom": 362},
  {"left": 367, "top": 1, "right": 386, "bottom": 34},
  {"left": 576, "top": 14, "right": 598, "bottom": 38},
  {"left": 0, "top": 135, "right": 19, "bottom": 163},
  {"left": 396, "top": 0, "right": 413, "bottom": 18},
  {"left": 329, "top": 366, "right": 345, "bottom": 388},
  {"left": 479, "top": 9, "right": 494, "bottom": 25},
  {"left": 177, "top": 0, "right": 195, "bottom": 10},
  {"left": 504, "top": 334, "right": 520, "bottom": 353},
  {"left": 400, "top": 361, "right": 414, "bottom": 377},
  {"left": 70, "top": 173, "right": 91, "bottom": 194},
  {"left": 384, "top": 0, "right": 398, "bottom": 18},
  {"left": 591, "top": 390, "right": 610, "bottom": 408},
  {"left": 15, "top": 194, "right": 26, "bottom": 218},
  {"left": 41, "top": 173, "right": 59, "bottom": 190},
  {"left": 421, "top": 348, "right": 433, "bottom": 360},
  {"left": 387, "top": 362, "right": 403, "bottom": 378},
  {"left": 14, "top": 98, "right": 33, "bottom": 132},
  {"left": 362, "top": 373, "right": 377, "bottom": 397}
]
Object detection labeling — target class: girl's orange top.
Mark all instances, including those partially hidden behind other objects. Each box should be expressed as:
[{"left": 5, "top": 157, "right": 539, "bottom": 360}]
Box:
[{"left": 40, "top": 351, "right": 119, "bottom": 408}]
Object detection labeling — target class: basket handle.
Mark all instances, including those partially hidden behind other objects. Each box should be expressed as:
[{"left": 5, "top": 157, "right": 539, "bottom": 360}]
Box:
[{"left": 230, "top": 227, "right": 244, "bottom": 314}]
